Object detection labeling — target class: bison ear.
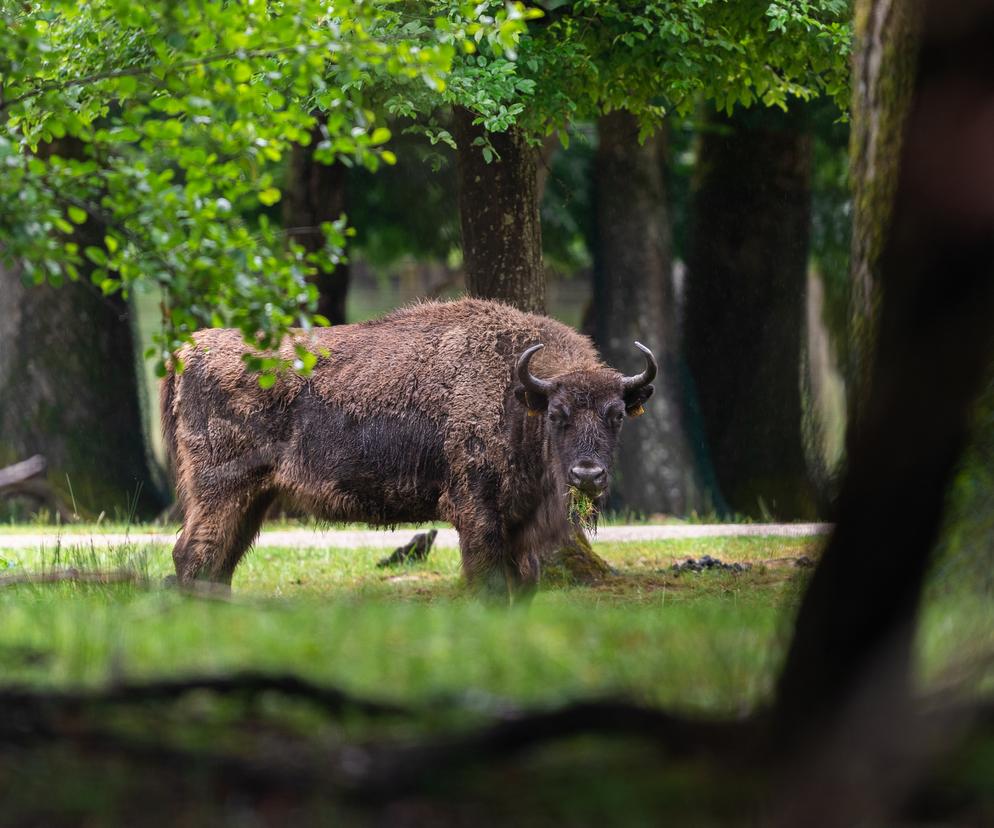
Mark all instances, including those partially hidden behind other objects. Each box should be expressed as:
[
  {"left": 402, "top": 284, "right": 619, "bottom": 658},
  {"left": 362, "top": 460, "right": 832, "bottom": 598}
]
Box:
[
  {"left": 624, "top": 384, "right": 654, "bottom": 417},
  {"left": 514, "top": 385, "right": 549, "bottom": 413}
]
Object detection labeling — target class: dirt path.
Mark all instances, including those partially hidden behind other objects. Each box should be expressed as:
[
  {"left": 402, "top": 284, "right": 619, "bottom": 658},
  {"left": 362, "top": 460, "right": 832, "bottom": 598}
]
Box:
[{"left": 0, "top": 523, "right": 832, "bottom": 551}]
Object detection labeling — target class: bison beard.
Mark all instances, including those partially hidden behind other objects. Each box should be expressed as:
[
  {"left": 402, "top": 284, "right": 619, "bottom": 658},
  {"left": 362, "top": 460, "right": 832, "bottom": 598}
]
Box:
[{"left": 161, "top": 298, "right": 655, "bottom": 603}]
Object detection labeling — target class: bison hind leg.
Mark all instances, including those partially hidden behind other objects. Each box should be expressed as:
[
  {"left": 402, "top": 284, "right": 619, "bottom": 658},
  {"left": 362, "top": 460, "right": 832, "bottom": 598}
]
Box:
[{"left": 173, "top": 491, "right": 275, "bottom": 588}]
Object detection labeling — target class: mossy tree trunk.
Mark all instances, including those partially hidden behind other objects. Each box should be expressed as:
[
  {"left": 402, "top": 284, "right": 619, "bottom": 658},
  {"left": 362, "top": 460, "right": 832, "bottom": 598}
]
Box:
[
  {"left": 453, "top": 106, "right": 545, "bottom": 314},
  {"left": 591, "top": 111, "right": 705, "bottom": 516},
  {"left": 684, "top": 106, "right": 821, "bottom": 519},
  {"left": 847, "top": 0, "right": 921, "bottom": 433},
  {"left": 454, "top": 108, "right": 610, "bottom": 581},
  {"left": 0, "top": 242, "right": 162, "bottom": 520},
  {"left": 283, "top": 121, "right": 350, "bottom": 325}
]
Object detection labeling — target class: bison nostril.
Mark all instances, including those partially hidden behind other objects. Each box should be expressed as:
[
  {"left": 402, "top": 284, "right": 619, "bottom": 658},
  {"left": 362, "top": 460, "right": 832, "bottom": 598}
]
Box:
[{"left": 569, "top": 464, "right": 607, "bottom": 489}]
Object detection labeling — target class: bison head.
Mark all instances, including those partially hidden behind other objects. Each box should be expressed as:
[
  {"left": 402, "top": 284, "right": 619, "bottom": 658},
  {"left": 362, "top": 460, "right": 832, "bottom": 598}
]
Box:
[{"left": 514, "top": 342, "right": 657, "bottom": 500}]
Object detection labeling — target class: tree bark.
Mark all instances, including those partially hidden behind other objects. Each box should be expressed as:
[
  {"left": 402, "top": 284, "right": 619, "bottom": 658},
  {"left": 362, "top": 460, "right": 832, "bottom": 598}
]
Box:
[
  {"left": 591, "top": 111, "right": 705, "bottom": 516},
  {"left": 0, "top": 257, "right": 162, "bottom": 520},
  {"left": 775, "top": 0, "right": 994, "bottom": 777},
  {"left": 847, "top": 0, "right": 922, "bottom": 429},
  {"left": 453, "top": 108, "right": 609, "bottom": 581},
  {"left": 684, "top": 106, "right": 820, "bottom": 519},
  {"left": 453, "top": 106, "right": 545, "bottom": 314},
  {"left": 283, "top": 122, "right": 350, "bottom": 324}
]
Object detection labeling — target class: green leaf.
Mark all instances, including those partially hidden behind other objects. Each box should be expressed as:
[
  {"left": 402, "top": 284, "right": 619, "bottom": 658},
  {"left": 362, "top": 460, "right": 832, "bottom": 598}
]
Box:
[
  {"left": 258, "top": 373, "right": 277, "bottom": 389},
  {"left": 258, "top": 187, "right": 282, "bottom": 206},
  {"left": 84, "top": 246, "right": 108, "bottom": 266},
  {"left": 67, "top": 206, "right": 88, "bottom": 225}
]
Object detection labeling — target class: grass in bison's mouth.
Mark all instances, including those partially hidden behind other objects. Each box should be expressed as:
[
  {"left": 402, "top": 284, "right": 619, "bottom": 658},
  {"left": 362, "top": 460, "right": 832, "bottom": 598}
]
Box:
[{"left": 566, "top": 487, "right": 598, "bottom": 533}]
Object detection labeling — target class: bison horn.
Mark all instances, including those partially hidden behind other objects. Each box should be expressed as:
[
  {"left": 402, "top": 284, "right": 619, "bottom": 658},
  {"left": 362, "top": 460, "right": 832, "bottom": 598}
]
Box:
[
  {"left": 621, "top": 341, "right": 657, "bottom": 391},
  {"left": 516, "top": 343, "right": 555, "bottom": 397}
]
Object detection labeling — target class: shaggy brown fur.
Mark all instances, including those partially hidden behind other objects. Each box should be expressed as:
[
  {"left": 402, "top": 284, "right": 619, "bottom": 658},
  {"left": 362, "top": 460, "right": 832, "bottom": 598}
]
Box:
[{"left": 161, "top": 298, "right": 654, "bottom": 601}]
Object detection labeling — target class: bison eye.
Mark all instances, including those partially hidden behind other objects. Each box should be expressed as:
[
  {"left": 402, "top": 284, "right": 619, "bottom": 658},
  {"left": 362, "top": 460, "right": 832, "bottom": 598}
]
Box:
[{"left": 549, "top": 406, "right": 570, "bottom": 426}]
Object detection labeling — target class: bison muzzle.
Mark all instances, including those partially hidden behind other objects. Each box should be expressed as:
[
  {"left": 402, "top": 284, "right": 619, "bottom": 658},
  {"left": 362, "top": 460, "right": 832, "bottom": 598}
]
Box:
[{"left": 161, "top": 298, "right": 655, "bottom": 602}]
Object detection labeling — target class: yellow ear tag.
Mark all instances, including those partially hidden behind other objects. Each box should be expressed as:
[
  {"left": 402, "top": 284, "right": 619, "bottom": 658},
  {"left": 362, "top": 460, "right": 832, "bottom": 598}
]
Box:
[
  {"left": 527, "top": 408, "right": 541, "bottom": 417},
  {"left": 630, "top": 405, "right": 645, "bottom": 417}
]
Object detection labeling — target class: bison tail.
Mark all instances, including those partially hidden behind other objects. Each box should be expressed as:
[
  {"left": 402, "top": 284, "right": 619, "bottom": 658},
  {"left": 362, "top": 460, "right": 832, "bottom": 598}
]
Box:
[{"left": 159, "top": 366, "right": 182, "bottom": 502}]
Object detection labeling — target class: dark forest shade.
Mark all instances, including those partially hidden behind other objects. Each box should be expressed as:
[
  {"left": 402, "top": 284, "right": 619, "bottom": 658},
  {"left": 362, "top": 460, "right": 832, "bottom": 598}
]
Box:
[
  {"left": 283, "top": 121, "right": 350, "bottom": 325},
  {"left": 591, "top": 111, "right": 704, "bottom": 516},
  {"left": 453, "top": 106, "right": 545, "bottom": 315},
  {"left": 0, "top": 137, "right": 163, "bottom": 519},
  {"left": 685, "top": 106, "right": 820, "bottom": 520},
  {"left": 0, "top": 271, "right": 163, "bottom": 519}
]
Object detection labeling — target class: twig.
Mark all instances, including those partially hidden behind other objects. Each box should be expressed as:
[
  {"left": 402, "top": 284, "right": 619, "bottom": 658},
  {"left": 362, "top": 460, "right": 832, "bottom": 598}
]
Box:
[
  {"left": 0, "top": 568, "right": 138, "bottom": 589},
  {"left": 0, "top": 671, "right": 410, "bottom": 719}
]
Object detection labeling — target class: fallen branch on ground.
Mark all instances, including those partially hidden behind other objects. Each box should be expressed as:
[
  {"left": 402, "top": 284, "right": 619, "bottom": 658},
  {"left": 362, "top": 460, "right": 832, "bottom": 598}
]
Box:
[
  {"left": 0, "top": 455, "right": 76, "bottom": 521},
  {"left": 0, "top": 455, "right": 46, "bottom": 490},
  {"left": 0, "top": 568, "right": 139, "bottom": 588},
  {"left": 0, "top": 670, "right": 411, "bottom": 720}
]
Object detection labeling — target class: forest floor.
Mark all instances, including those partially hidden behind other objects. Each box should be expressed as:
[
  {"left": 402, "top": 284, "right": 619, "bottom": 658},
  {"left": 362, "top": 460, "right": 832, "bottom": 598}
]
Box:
[{"left": 0, "top": 531, "right": 990, "bottom": 824}]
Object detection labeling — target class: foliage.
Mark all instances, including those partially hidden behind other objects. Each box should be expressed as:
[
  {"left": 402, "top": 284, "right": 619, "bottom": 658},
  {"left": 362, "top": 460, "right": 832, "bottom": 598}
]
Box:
[
  {"left": 0, "top": 1, "right": 528, "bottom": 378},
  {"left": 385, "top": 0, "right": 853, "bottom": 146},
  {"left": 0, "top": 1, "right": 853, "bottom": 374}
]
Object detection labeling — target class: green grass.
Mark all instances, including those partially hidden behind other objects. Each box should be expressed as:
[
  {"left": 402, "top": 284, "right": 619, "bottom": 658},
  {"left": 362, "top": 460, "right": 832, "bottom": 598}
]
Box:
[
  {"left": 0, "top": 532, "right": 991, "bottom": 823},
  {"left": 0, "top": 533, "right": 989, "bottom": 709},
  {"left": 0, "top": 536, "right": 813, "bottom": 710}
]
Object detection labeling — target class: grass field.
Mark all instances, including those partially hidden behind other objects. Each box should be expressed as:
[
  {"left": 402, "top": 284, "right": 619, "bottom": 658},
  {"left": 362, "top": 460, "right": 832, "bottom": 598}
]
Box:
[
  {"left": 0, "top": 533, "right": 988, "bottom": 707},
  {"left": 1, "top": 531, "right": 992, "bottom": 823}
]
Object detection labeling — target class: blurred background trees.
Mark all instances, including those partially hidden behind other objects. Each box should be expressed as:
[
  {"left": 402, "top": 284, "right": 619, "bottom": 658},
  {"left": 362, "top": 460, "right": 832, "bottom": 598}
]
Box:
[{"left": 1, "top": 0, "right": 859, "bottom": 522}]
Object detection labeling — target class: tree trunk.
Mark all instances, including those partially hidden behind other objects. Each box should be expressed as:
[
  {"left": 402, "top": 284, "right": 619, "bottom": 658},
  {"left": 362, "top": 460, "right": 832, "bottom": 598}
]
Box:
[
  {"left": 847, "top": 0, "right": 922, "bottom": 429},
  {"left": 684, "top": 106, "right": 820, "bottom": 519},
  {"left": 775, "top": 0, "right": 994, "bottom": 796},
  {"left": 453, "top": 106, "right": 545, "bottom": 314},
  {"left": 453, "top": 108, "right": 609, "bottom": 582},
  {"left": 0, "top": 269, "right": 162, "bottom": 520},
  {"left": 283, "top": 122, "right": 350, "bottom": 324},
  {"left": 591, "top": 111, "right": 704, "bottom": 516}
]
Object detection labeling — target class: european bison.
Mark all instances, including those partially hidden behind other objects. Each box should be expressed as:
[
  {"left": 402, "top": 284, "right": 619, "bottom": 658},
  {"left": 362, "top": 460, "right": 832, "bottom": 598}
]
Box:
[{"left": 161, "top": 298, "right": 655, "bottom": 601}]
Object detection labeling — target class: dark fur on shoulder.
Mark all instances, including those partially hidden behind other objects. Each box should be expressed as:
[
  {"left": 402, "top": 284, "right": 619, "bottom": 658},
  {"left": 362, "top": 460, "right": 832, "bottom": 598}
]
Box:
[{"left": 161, "top": 298, "right": 654, "bottom": 601}]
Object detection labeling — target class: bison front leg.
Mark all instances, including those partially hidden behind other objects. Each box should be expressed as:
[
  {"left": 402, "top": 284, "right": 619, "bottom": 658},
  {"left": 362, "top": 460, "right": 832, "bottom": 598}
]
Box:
[{"left": 172, "top": 493, "right": 274, "bottom": 588}]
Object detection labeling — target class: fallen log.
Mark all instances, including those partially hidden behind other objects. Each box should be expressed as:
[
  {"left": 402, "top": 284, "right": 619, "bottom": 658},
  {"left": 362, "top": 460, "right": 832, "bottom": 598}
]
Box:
[{"left": 0, "top": 455, "right": 46, "bottom": 490}]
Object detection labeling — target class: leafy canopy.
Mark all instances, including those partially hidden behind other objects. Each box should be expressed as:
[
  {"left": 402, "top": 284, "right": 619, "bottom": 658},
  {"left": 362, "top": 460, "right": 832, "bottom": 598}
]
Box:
[
  {"left": 0, "top": 0, "right": 529, "bottom": 377},
  {"left": 381, "top": 0, "right": 851, "bottom": 149}
]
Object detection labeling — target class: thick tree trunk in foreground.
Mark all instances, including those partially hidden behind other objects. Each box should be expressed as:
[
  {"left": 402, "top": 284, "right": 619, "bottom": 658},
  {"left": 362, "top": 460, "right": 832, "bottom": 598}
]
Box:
[
  {"left": 847, "top": 0, "right": 922, "bottom": 430},
  {"left": 283, "top": 123, "right": 350, "bottom": 324},
  {"left": 775, "top": 0, "right": 994, "bottom": 797},
  {"left": 0, "top": 268, "right": 162, "bottom": 519},
  {"left": 685, "top": 107, "right": 820, "bottom": 519},
  {"left": 453, "top": 106, "right": 545, "bottom": 314},
  {"left": 592, "top": 112, "right": 704, "bottom": 516}
]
